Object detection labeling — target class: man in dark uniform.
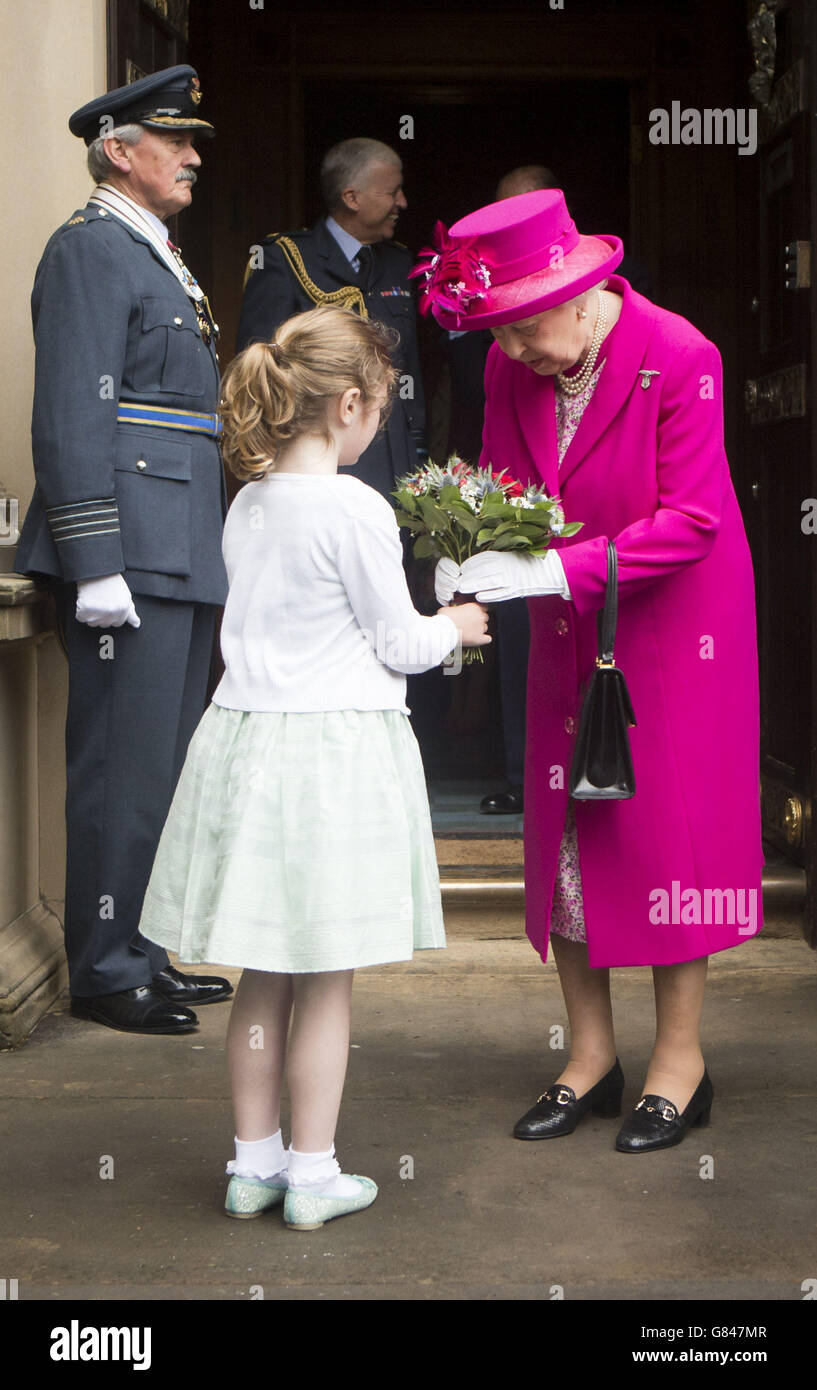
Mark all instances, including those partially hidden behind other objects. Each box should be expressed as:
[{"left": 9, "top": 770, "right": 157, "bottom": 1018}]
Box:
[
  {"left": 237, "top": 137, "right": 428, "bottom": 500},
  {"left": 14, "top": 66, "right": 232, "bottom": 1033}
]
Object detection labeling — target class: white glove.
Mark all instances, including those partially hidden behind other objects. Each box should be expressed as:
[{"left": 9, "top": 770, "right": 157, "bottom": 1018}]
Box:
[
  {"left": 456, "top": 549, "right": 571, "bottom": 603},
  {"left": 434, "top": 556, "right": 461, "bottom": 605},
  {"left": 75, "top": 573, "right": 141, "bottom": 628}
]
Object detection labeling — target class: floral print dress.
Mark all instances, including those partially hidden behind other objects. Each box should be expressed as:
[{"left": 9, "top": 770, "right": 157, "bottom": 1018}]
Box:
[{"left": 548, "top": 357, "right": 606, "bottom": 943}]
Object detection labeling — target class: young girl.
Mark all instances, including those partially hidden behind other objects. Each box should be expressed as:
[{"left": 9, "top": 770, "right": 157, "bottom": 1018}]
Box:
[{"left": 138, "top": 304, "right": 490, "bottom": 1231}]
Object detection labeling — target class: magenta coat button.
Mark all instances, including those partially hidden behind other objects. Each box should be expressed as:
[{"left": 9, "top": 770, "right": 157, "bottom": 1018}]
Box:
[
  {"left": 564, "top": 716, "right": 575, "bottom": 734},
  {"left": 556, "top": 617, "right": 569, "bottom": 635}
]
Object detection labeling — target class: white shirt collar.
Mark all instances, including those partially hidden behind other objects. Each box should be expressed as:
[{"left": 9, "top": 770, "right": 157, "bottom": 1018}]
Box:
[{"left": 325, "top": 215, "right": 365, "bottom": 266}]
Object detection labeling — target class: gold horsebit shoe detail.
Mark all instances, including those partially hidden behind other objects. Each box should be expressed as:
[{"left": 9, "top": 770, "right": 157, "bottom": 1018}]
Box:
[
  {"left": 635, "top": 1097, "right": 676, "bottom": 1122},
  {"left": 537, "top": 1086, "right": 574, "bottom": 1106}
]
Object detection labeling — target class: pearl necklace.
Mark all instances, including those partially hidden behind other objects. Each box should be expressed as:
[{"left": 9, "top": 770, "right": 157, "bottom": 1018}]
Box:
[{"left": 555, "top": 291, "right": 607, "bottom": 396}]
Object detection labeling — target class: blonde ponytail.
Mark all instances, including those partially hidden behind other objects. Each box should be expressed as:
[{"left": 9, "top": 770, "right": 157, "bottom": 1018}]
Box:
[{"left": 219, "top": 305, "right": 400, "bottom": 481}]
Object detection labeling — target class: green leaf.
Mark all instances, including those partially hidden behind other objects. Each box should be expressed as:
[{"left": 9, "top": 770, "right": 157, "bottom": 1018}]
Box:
[
  {"left": 491, "top": 532, "right": 536, "bottom": 550},
  {"left": 413, "top": 534, "right": 439, "bottom": 559},
  {"left": 480, "top": 491, "right": 510, "bottom": 513},
  {"left": 447, "top": 513, "right": 481, "bottom": 538},
  {"left": 560, "top": 522, "right": 584, "bottom": 536},
  {"left": 418, "top": 496, "right": 449, "bottom": 531},
  {"left": 514, "top": 524, "right": 553, "bottom": 541},
  {"left": 393, "top": 509, "right": 424, "bottom": 530},
  {"left": 439, "top": 485, "right": 463, "bottom": 507}
]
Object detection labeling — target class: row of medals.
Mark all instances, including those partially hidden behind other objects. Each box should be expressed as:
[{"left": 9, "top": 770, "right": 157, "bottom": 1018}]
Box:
[{"left": 169, "top": 242, "right": 218, "bottom": 348}]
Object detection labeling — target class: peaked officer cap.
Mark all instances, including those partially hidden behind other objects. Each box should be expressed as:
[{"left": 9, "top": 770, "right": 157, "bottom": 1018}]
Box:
[{"left": 69, "top": 64, "right": 214, "bottom": 144}]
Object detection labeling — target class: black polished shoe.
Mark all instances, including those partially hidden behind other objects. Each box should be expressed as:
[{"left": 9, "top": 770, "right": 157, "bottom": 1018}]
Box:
[
  {"left": 71, "top": 985, "right": 198, "bottom": 1035},
  {"left": 513, "top": 1059, "right": 624, "bottom": 1139},
  {"left": 151, "top": 964, "right": 233, "bottom": 1006},
  {"left": 480, "top": 785, "right": 523, "bottom": 815},
  {"left": 615, "top": 1070, "right": 713, "bottom": 1153}
]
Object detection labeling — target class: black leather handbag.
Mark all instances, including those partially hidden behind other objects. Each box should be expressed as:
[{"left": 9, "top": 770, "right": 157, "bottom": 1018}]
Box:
[{"left": 568, "top": 541, "right": 637, "bottom": 800}]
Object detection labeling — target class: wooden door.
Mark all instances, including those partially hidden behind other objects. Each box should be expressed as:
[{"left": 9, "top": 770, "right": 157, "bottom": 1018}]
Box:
[
  {"left": 742, "top": 0, "right": 815, "bottom": 944},
  {"left": 107, "top": 0, "right": 188, "bottom": 85}
]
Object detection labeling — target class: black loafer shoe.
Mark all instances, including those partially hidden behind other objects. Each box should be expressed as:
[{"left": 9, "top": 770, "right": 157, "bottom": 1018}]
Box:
[
  {"left": 615, "top": 1070, "right": 713, "bottom": 1153},
  {"left": 151, "top": 964, "right": 233, "bottom": 1006},
  {"left": 480, "top": 785, "right": 523, "bottom": 814},
  {"left": 71, "top": 985, "right": 198, "bottom": 1035},
  {"left": 513, "top": 1059, "right": 624, "bottom": 1139}
]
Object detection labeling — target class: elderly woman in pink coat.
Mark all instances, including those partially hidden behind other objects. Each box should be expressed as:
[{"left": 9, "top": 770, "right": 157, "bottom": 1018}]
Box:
[{"left": 421, "top": 190, "right": 763, "bottom": 1153}]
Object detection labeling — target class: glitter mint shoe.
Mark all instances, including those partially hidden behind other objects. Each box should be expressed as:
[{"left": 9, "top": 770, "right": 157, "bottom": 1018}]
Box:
[
  {"left": 284, "top": 1175, "right": 378, "bottom": 1231},
  {"left": 224, "top": 1172, "right": 288, "bottom": 1219}
]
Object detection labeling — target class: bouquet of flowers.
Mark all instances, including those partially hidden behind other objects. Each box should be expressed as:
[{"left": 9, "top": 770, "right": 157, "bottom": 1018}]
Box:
[{"left": 392, "top": 456, "right": 582, "bottom": 663}]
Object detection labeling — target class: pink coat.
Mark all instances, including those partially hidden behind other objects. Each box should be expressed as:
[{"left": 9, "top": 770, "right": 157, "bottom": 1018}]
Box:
[{"left": 479, "top": 274, "right": 764, "bottom": 967}]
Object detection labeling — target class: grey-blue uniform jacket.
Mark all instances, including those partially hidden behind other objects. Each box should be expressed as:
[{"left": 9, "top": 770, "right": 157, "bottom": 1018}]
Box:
[{"left": 15, "top": 203, "right": 228, "bottom": 606}]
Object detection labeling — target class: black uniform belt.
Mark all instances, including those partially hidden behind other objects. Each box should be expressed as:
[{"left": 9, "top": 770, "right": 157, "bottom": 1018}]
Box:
[{"left": 117, "top": 402, "right": 223, "bottom": 437}]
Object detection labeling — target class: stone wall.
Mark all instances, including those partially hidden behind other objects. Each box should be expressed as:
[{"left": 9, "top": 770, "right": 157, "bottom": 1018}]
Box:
[{"left": 0, "top": 1, "right": 107, "bottom": 1046}]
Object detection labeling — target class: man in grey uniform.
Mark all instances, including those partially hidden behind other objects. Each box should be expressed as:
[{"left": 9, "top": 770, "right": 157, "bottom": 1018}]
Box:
[{"left": 14, "top": 65, "right": 232, "bottom": 1033}]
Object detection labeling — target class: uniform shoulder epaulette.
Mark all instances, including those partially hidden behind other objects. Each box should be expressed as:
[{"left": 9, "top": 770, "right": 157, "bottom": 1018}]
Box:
[
  {"left": 63, "top": 207, "right": 117, "bottom": 231},
  {"left": 263, "top": 228, "right": 309, "bottom": 243},
  {"left": 242, "top": 231, "right": 304, "bottom": 289}
]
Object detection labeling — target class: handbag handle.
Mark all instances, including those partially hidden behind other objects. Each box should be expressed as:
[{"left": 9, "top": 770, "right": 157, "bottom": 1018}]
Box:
[{"left": 596, "top": 541, "right": 618, "bottom": 666}]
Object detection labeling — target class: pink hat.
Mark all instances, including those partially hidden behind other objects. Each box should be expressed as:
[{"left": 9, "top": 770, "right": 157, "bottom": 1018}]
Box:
[{"left": 409, "top": 189, "right": 623, "bottom": 330}]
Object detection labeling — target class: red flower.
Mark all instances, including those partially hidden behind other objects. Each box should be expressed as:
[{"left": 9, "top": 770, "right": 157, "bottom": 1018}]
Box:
[{"left": 409, "top": 221, "right": 492, "bottom": 321}]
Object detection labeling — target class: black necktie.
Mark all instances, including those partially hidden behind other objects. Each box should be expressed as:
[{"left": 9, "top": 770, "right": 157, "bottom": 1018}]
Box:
[{"left": 356, "top": 244, "right": 374, "bottom": 289}]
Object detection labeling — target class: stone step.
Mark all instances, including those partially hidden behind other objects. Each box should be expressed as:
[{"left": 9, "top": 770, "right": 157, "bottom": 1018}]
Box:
[{"left": 435, "top": 839, "right": 808, "bottom": 943}]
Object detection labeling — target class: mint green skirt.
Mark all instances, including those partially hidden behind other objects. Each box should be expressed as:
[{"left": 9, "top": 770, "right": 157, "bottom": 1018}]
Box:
[{"left": 138, "top": 703, "right": 446, "bottom": 973}]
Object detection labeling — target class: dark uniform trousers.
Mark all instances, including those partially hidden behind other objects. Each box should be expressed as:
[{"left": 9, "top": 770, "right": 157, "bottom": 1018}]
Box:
[
  {"left": 54, "top": 590, "right": 217, "bottom": 995},
  {"left": 15, "top": 202, "right": 228, "bottom": 999},
  {"left": 446, "top": 329, "right": 529, "bottom": 787}
]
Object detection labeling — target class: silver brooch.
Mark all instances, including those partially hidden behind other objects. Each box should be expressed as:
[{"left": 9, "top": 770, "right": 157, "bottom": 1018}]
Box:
[{"left": 639, "top": 370, "right": 660, "bottom": 390}]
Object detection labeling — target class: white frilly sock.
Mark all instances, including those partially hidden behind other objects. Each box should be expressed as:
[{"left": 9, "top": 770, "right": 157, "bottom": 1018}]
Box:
[
  {"left": 287, "top": 1143, "right": 362, "bottom": 1198},
  {"left": 226, "top": 1129, "right": 288, "bottom": 1183}
]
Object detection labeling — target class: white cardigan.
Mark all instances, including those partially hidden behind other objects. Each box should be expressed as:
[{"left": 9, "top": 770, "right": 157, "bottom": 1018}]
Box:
[{"left": 212, "top": 472, "right": 460, "bottom": 714}]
